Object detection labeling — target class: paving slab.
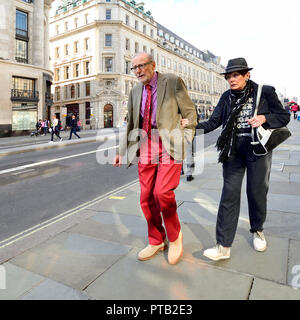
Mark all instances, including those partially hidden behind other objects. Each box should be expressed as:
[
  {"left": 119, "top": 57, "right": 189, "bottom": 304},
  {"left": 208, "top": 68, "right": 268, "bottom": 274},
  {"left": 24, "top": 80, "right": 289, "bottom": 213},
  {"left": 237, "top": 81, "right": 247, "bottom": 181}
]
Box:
[
  {"left": 20, "top": 278, "right": 90, "bottom": 300},
  {"left": 85, "top": 248, "right": 253, "bottom": 300},
  {"left": 249, "top": 278, "right": 300, "bottom": 300},
  {"left": 267, "top": 193, "right": 300, "bottom": 213},
  {"left": 68, "top": 211, "right": 148, "bottom": 248},
  {"left": 10, "top": 232, "right": 132, "bottom": 291},
  {"left": 180, "top": 223, "right": 289, "bottom": 285},
  {"left": 291, "top": 173, "right": 300, "bottom": 182},
  {"left": 287, "top": 240, "right": 300, "bottom": 288},
  {"left": 0, "top": 262, "right": 44, "bottom": 300},
  {"left": 268, "top": 181, "right": 300, "bottom": 195},
  {"left": 177, "top": 201, "right": 250, "bottom": 226},
  {"left": 283, "top": 165, "right": 300, "bottom": 173}
]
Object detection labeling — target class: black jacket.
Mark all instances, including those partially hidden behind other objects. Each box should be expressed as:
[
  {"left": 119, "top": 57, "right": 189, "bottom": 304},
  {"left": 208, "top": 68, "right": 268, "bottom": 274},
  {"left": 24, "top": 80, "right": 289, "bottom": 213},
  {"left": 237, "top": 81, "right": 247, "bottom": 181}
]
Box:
[
  {"left": 70, "top": 119, "right": 77, "bottom": 129},
  {"left": 197, "top": 81, "right": 290, "bottom": 133}
]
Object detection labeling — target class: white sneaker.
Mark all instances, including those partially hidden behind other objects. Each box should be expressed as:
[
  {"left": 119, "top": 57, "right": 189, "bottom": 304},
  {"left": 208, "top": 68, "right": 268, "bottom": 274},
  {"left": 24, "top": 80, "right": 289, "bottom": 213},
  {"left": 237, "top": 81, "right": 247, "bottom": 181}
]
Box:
[
  {"left": 49, "top": 141, "right": 54, "bottom": 143},
  {"left": 203, "top": 244, "right": 230, "bottom": 261},
  {"left": 60, "top": 138, "right": 63, "bottom": 141},
  {"left": 253, "top": 231, "right": 267, "bottom": 252}
]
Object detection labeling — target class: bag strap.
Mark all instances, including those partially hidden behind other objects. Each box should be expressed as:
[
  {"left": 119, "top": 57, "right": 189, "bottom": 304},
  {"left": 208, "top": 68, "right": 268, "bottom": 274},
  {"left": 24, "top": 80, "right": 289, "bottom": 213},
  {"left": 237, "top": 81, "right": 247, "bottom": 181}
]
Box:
[{"left": 253, "top": 84, "right": 263, "bottom": 117}]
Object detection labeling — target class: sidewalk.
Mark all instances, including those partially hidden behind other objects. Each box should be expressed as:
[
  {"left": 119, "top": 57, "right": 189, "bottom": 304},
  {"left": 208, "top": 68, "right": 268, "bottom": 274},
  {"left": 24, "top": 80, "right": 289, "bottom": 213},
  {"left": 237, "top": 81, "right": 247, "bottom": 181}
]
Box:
[
  {"left": 0, "top": 127, "right": 125, "bottom": 156},
  {"left": 1, "top": 119, "right": 300, "bottom": 300}
]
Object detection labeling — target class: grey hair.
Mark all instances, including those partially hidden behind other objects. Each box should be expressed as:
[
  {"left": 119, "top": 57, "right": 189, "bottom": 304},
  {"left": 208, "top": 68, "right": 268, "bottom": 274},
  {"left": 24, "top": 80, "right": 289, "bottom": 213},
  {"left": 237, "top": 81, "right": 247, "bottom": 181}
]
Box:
[{"left": 133, "top": 52, "right": 155, "bottom": 63}]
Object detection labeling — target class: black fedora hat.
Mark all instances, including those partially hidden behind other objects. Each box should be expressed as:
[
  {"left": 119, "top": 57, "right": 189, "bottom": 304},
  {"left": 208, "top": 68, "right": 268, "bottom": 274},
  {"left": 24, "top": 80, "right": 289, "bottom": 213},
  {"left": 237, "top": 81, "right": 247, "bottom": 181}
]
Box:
[{"left": 221, "top": 57, "right": 253, "bottom": 75}]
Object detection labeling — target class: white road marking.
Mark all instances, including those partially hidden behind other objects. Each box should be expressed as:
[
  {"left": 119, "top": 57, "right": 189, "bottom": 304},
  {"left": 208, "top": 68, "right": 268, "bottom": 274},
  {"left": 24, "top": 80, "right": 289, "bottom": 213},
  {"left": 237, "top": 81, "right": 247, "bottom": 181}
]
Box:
[
  {"left": 11, "top": 169, "right": 35, "bottom": 175},
  {"left": 0, "top": 145, "right": 118, "bottom": 175}
]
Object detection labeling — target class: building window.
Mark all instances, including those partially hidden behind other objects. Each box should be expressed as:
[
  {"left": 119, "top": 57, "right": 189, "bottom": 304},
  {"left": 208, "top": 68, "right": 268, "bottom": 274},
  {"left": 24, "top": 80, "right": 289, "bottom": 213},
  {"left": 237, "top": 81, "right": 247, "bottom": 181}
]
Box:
[
  {"left": 162, "top": 56, "right": 166, "bottom": 67},
  {"left": 125, "top": 38, "right": 130, "bottom": 51},
  {"left": 105, "top": 57, "right": 113, "bottom": 72},
  {"left": 55, "top": 47, "right": 60, "bottom": 59},
  {"left": 15, "top": 39, "right": 28, "bottom": 64},
  {"left": 106, "top": 0, "right": 111, "bottom": 2},
  {"left": 135, "top": 20, "right": 138, "bottom": 30},
  {"left": 74, "top": 17, "right": 78, "bottom": 28},
  {"left": 64, "top": 21, "right": 68, "bottom": 32},
  {"left": 84, "top": 38, "right": 90, "bottom": 51},
  {"left": 12, "top": 77, "right": 35, "bottom": 94},
  {"left": 64, "top": 66, "right": 70, "bottom": 79},
  {"left": 105, "top": 34, "right": 112, "bottom": 47},
  {"left": 54, "top": 68, "right": 60, "bottom": 81},
  {"left": 143, "top": 25, "right": 146, "bottom": 34},
  {"left": 16, "top": 10, "right": 28, "bottom": 38},
  {"left": 125, "top": 15, "right": 129, "bottom": 26},
  {"left": 56, "top": 25, "right": 59, "bottom": 35},
  {"left": 84, "top": 61, "right": 90, "bottom": 75},
  {"left": 167, "top": 59, "right": 171, "bottom": 69},
  {"left": 125, "top": 61, "right": 130, "bottom": 74},
  {"left": 71, "top": 84, "right": 75, "bottom": 98},
  {"left": 150, "top": 49, "right": 154, "bottom": 57},
  {"left": 85, "top": 81, "right": 90, "bottom": 96},
  {"left": 74, "top": 41, "right": 79, "bottom": 54},
  {"left": 85, "top": 14, "right": 89, "bottom": 24},
  {"left": 64, "top": 44, "right": 69, "bottom": 56},
  {"left": 15, "top": 10, "right": 28, "bottom": 64},
  {"left": 143, "top": 45, "right": 147, "bottom": 53},
  {"left": 135, "top": 42, "right": 139, "bottom": 54},
  {"left": 74, "top": 63, "right": 80, "bottom": 77},
  {"left": 55, "top": 87, "right": 60, "bottom": 101},
  {"left": 106, "top": 9, "right": 111, "bottom": 20}
]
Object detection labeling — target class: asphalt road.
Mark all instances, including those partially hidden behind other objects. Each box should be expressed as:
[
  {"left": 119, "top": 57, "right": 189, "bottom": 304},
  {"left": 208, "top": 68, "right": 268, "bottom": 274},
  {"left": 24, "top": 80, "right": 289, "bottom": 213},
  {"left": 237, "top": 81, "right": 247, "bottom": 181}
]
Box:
[{"left": 0, "top": 128, "right": 220, "bottom": 243}]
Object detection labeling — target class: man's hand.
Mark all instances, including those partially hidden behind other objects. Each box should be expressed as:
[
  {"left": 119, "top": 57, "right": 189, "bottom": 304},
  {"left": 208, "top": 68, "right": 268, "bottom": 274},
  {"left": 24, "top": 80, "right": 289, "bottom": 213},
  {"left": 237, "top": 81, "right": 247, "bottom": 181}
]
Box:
[
  {"left": 180, "top": 118, "right": 189, "bottom": 128},
  {"left": 113, "top": 154, "right": 122, "bottom": 167}
]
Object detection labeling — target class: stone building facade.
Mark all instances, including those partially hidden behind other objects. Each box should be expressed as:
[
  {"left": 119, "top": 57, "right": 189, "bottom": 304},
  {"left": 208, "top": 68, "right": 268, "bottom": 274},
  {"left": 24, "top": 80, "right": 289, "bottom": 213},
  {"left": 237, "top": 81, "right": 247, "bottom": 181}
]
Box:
[
  {"left": 50, "top": 0, "right": 228, "bottom": 129},
  {"left": 0, "top": 0, "right": 54, "bottom": 136}
]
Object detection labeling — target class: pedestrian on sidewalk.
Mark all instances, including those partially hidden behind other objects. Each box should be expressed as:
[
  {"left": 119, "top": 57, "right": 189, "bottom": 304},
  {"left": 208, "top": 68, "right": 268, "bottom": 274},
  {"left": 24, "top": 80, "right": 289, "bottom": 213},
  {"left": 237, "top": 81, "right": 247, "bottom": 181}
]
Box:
[
  {"left": 49, "top": 114, "right": 63, "bottom": 143},
  {"left": 69, "top": 114, "right": 81, "bottom": 140},
  {"left": 291, "top": 103, "right": 299, "bottom": 120},
  {"left": 113, "top": 52, "right": 197, "bottom": 265},
  {"left": 43, "top": 119, "right": 49, "bottom": 135},
  {"left": 196, "top": 57, "right": 290, "bottom": 261}
]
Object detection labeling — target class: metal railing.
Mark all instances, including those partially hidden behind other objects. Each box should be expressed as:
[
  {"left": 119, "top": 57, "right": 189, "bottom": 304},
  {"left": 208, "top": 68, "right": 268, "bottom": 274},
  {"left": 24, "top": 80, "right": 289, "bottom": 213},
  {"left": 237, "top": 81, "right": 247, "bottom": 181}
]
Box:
[{"left": 11, "top": 89, "right": 39, "bottom": 101}]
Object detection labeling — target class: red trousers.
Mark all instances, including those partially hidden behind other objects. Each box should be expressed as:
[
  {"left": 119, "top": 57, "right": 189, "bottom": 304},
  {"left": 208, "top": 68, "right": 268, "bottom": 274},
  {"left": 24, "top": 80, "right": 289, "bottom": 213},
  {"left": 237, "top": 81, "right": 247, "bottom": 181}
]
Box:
[{"left": 138, "top": 132, "right": 182, "bottom": 245}]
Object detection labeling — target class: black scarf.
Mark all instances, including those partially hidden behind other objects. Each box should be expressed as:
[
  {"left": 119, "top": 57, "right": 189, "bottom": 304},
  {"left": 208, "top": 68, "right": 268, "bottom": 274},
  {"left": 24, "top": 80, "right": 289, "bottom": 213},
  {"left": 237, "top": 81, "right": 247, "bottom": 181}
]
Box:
[{"left": 216, "top": 80, "right": 253, "bottom": 163}]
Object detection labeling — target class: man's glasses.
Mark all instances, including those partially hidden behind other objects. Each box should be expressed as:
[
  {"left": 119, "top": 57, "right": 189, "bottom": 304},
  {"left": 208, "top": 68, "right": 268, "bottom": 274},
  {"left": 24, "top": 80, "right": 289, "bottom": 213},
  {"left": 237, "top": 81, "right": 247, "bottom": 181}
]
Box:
[{"left": 130, "top": 61, "right": 152, "bottom": 71}]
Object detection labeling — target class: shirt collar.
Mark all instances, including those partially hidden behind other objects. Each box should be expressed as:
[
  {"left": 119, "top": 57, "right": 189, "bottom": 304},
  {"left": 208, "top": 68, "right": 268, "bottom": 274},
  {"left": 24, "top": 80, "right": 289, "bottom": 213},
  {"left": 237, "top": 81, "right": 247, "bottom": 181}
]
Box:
[{"left": 145, "top": 71, "right": 157, "bottom": 88}]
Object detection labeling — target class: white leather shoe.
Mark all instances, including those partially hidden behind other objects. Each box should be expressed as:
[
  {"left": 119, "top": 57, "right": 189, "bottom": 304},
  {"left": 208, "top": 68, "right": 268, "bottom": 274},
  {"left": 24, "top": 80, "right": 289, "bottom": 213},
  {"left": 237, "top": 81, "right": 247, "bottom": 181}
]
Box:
[
  {"left": 253, "top": 231, "right": 267, "bottom": 252},
  {"left": 203, "top": 244, "right": 230, "bottom": 261}
]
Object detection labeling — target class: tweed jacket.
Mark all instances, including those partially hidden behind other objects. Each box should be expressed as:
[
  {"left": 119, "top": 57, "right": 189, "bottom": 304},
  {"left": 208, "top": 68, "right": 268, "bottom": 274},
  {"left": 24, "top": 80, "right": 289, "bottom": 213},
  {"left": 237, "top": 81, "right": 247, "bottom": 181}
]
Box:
[{"left": 118, "top": 72, "right": 197, "bottom": 166}]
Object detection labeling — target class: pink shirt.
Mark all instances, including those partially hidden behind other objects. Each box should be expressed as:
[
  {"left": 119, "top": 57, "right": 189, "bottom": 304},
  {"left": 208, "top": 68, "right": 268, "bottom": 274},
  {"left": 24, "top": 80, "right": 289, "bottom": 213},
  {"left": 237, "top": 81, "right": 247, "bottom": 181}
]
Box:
[{"left": 140, "top": 72, "right": 158, "bottom": 127}]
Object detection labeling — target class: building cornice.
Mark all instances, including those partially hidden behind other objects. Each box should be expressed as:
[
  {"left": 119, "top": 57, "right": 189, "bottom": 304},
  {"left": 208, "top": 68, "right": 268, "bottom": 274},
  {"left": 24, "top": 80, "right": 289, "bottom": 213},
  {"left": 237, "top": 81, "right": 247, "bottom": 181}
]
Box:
[{"left": 0, "top": 59, "right": 53, "bottom": 76}]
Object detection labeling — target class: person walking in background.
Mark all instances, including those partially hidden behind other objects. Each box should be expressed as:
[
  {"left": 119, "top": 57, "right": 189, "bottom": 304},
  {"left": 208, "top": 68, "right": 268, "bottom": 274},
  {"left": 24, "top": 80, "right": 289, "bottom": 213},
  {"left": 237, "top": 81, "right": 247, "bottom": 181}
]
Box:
[
  {"left": 49, "top": 114, "right": 63, "bottom": 143},
  {"left": 291, "top": 103, "right": 299, "bottom": 119},
  {"left": 196, "top": 57, "right": 290, "bottom": 261},
  {"left": 69, "top": 114, "right": 81, "bottom": 140},
  {"left": 113, "top": 52, "right": 197, "bottom": 265},
  {"left": 77, "top": 119, "right": 81, "bottom": 132},
  {"left": 44, "top": 119, "right": 49, "bottom": 135}
]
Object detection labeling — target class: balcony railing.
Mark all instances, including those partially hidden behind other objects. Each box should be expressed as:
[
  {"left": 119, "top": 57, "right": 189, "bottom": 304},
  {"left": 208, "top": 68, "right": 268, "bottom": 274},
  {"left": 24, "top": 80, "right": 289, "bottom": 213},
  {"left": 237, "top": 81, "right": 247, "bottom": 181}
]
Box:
[
  {"left": 15, "top": 57, "right": 28, "bottom": 64},
  {"left": 11, "top": 89, "right": 39, "bottom": 102}
]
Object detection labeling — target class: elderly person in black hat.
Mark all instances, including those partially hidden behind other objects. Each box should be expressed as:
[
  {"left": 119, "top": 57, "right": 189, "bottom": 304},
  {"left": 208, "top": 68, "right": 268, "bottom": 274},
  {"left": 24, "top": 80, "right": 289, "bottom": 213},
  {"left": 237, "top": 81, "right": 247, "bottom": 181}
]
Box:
[{"left": 195, "top": 57, "right": 290, "bottom": 260}]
